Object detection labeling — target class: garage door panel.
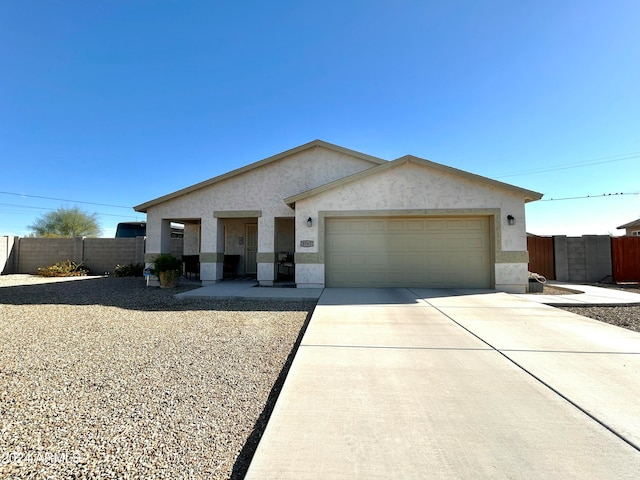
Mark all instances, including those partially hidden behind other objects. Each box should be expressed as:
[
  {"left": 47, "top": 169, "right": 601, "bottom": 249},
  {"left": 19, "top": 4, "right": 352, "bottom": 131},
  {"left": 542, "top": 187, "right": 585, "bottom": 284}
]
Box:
[
  {"left": 406, "top": 220, "right": 425, "bottom": 232},
  {"left": 466, "top": 219, "right": 485, "bottom": 231},
  {"left": 465, "top": 237, "right": 485, "bottom": 249},
  {"left": 445, "top": 219, "right": 468, "bottom": 231},
  {"left": 405, "top": 237, "right": 426, "bottom": 250},
  {"left": 366, "top": 235, "right": 387, "bottom": 250},
  {"left": 425, "top": 220, "right": 445, "bottom": 231},
  {"left": 388, "top": 220, "right": 406, "bottom": 232},
  {"left": 325, "top": 217, "right": 491, "bottom": 288},
  {"left": 424, "top": 238, "right": 444, "bottom": 249},
  {"left": 368, "top": 220, "right": 387, "bottom": 232}
]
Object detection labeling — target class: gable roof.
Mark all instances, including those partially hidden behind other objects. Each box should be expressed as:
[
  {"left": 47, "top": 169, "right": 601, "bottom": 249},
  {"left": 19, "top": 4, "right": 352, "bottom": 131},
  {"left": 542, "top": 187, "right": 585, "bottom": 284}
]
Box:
[
  {"left": 617, "top": 218, "right": 640, "bottom": 229},
  {"left": 134, "top": 140, "right": 386, "bottom": 213},
  {"left": 284, "top": 155, "right": 543, "bottom": 208}
]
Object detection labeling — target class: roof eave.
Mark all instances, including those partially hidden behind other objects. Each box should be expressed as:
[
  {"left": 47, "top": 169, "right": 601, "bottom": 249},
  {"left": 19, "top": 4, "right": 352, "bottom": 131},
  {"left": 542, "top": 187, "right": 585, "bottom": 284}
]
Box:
[
  {"left": 285, "top": 155, "right": 544, "bottom": 207},
  {"left": 135, "top": 140, "right": 387, "bottom": 212}
]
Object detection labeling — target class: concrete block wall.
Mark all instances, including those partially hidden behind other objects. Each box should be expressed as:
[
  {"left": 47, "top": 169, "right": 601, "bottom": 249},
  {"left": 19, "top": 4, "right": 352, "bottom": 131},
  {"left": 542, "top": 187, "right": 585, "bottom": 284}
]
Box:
[
  {"left": 17, "top": 237, "right": 81, "bottom": 274},
  {"left": 83, "top": 238, "right": 145, "bottom": 274},
  {"left": 1, "top": 237, "right": 183, "bottom": 275},
  {"left": 553, "top": 235, "right": 612, "bottom": 282},
  {"left": 566, "top": 237, "right": 587, "bottom": 282}
]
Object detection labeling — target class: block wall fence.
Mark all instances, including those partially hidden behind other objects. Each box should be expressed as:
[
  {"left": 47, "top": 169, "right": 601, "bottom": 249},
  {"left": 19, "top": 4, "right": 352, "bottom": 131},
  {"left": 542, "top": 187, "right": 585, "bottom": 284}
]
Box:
[
  {"left": 528, "top": 235, "right": 640, "bottom": 283},
  {"left": 1, "top": 236, "right": 183, "bottom": 275},
  {"left": 3, "top": 235, "right": 638, "bottom": 282}
]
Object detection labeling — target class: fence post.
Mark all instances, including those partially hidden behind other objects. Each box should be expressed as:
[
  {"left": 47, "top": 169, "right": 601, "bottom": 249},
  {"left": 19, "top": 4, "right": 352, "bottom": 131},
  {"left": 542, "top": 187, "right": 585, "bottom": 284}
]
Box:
[
  {"left": 553, "top": 236, "right": 569, "bottom": 282},
  {"left": 584, "top": 235, "right": 612, "bottom": 282}
]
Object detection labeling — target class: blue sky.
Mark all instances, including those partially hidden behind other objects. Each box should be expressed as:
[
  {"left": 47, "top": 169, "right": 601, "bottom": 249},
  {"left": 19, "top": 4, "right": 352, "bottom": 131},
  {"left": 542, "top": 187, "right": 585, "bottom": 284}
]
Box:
[{"left": 1, "top": 0, "right": 639, "bottom": 237}]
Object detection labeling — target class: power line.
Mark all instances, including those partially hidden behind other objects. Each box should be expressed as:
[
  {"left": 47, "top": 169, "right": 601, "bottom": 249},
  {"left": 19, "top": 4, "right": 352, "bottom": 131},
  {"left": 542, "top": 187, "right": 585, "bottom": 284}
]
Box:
[
  {"left": 494, "top": 152, "right": 640, "bottom": 178},
  {"left": 539, "top": 192, "right": 640, "bottom": 202},
  {"left": 0, "top": 202, "right": 143, "bottom": 220},
  {"left": 0, "top": 191, "right": 132, "bottom": 209}
]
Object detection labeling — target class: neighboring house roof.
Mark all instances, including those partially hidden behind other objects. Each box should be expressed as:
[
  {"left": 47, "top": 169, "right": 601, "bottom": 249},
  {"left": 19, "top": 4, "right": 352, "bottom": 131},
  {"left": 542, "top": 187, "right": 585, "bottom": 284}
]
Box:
[
  {"left": 617, "top": 218, "right": 640, "bottom": 229},
  {"left": 284, "top": 155, "right": 543, "bottom": 208},
  {"left": 134, "top": 139, "right": 386, "bottom": 213}
]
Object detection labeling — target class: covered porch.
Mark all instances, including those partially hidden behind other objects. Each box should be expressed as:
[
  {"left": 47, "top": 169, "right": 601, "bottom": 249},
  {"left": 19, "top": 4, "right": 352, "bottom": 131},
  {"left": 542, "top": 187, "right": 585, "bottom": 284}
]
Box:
[{"left": 145, "top": 213, "right": 296, "bottom": 286}]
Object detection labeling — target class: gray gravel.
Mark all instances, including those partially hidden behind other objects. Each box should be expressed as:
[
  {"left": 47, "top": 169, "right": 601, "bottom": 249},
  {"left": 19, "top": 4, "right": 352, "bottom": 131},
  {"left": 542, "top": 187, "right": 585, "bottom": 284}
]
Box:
[
  {"left": 558, "top": 305, "right": 640, "bottom": 333},
  {"left": 0, "top": 275, "right": 315, "bottom": 479},
  {"left": 557, "top": 284, "right": 640, "bottom": 334},
  {"left": 2, "top": 276, "right": 637, "bottom": 478}
]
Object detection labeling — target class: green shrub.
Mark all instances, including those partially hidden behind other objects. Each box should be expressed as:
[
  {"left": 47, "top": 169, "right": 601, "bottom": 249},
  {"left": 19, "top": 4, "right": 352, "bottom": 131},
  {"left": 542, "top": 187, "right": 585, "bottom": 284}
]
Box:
[
  {"left": 37, "top": 260, "right": 89, "bottom": 277},
  {"left": 114, "top": 263, "right": 145, "bottom": 277},
  {"left": 152, "top": 254, "right": 182, "bottom": 274}
]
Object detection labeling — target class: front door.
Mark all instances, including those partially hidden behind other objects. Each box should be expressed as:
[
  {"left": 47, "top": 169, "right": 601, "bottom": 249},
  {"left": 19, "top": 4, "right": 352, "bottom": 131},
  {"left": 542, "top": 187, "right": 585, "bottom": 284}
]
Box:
[{"left": 245, "top": 224, "right": 258, "bottom": 275}]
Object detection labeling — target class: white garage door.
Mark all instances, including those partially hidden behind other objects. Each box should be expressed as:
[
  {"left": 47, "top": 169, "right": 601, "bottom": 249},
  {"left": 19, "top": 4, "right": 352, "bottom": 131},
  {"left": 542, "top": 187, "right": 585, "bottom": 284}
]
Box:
[{"left": 325, "top": 217, "right": 491, "bottom": 288}]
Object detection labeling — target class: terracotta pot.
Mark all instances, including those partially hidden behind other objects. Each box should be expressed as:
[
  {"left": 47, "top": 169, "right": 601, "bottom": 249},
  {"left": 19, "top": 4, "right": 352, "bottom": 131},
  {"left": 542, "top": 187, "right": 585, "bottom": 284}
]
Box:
[{"left": 158, "top": 270, "right": 179, "bottom": 288}]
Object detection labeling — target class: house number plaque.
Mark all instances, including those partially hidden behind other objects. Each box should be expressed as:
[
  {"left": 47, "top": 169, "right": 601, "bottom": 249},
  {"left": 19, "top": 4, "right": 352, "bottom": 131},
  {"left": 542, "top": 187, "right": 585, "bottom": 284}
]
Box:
[{"left": 300, "top": 240, "right": 314, "bottom": 247}]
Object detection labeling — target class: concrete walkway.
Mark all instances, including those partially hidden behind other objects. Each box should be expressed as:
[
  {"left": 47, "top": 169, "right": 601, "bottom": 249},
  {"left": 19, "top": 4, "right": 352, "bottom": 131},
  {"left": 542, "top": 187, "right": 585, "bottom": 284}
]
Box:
[
  {"left": 245, "top": 288, "right": 640, "bottom": 479},
  {"left": 174, "top": 280, "right": 323, "bottom": 301},
  {"left": 516, "top": 282, "right": 640, "bottom": 305},
  {"left": 175, "top": 279, "right": 640, "bottom": 306}
]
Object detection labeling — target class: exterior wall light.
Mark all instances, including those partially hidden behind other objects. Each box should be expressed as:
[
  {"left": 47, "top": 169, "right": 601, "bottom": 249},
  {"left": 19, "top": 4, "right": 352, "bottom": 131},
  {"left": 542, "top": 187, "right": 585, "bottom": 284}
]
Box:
[
  {"left": 507, "top": 215, "right": 516, "bottom": 226},
  {"left": 307, "top": 217, "right": 313, "bottom": 227}
]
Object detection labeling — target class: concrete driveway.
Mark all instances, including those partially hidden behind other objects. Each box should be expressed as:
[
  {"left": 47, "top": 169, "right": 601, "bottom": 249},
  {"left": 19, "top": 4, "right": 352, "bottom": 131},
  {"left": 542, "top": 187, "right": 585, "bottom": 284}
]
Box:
[{"left": 245, "top": 288, "right": 640, "bottom": 479}]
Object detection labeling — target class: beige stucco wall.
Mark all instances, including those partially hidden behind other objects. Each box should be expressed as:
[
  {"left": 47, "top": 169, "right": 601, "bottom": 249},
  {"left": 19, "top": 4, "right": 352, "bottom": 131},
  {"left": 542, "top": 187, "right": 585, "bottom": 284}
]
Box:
[
  {"left": 142, "top": 147, "right": 533, "bottom": 291},
  {"left": 294, "top": 162, "right": 530, "bottom": 292},
  {"left": 144, "top": 146, "right": 381, "bottom": 284}
]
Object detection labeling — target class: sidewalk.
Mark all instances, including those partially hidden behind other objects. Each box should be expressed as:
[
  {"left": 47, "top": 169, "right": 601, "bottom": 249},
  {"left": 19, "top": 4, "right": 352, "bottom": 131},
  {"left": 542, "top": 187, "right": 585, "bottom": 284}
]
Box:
[
  {"left": 174, "top": 280, "right": 323, "bottom": 301},
  {"left": 516, "top": 283, "right": 640, "bottom": 306},
  {"left": 174, "top": 280, "right": 640, "bottom": 305}
]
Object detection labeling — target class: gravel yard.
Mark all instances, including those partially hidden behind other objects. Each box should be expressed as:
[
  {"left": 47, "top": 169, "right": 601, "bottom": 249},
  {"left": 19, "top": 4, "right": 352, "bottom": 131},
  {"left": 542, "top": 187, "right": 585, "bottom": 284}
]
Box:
[
  {"left": 557, "top": 284, "right": 640, "bottom": 334},
  {"left": 0, "top": 275, "right": 315, "bottom": 479},
  {"left": 2, "top": 276, "right": 638, "bottom": 479}
]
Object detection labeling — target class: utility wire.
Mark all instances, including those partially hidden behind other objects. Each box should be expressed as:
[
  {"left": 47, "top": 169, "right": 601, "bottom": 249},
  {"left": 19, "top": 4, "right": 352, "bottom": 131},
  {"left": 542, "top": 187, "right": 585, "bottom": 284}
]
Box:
[
  {"left": 539, "top": 192, "right": 640, "bottom": 202},
  {"left": 494, "top": 152, "right": 640, "bottom": 178},
  {"left": 0, "top": 191, "right": 132, "bottom": 209},
  {"left": 0, "top": 202, "right": 143, "bottom": 220}
]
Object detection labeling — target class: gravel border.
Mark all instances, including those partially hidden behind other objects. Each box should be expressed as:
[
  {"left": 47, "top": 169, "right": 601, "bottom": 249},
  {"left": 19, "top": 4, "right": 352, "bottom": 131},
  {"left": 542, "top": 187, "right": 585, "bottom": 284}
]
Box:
[
  {"left": 557, "top": 305, "right": 640, "bottom": 333},
  {"left": 556, "top": 284, "right": 640, "bottom": 334},
  {"left": 0, "top": 275, "right": 316, "bottom": 479}
]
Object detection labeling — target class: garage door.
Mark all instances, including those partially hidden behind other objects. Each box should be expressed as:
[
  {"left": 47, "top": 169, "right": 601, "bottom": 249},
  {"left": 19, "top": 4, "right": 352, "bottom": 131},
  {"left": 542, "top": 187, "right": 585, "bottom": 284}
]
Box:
[{"left": 325, "top": 217, "right": 491, "bottom": 288}]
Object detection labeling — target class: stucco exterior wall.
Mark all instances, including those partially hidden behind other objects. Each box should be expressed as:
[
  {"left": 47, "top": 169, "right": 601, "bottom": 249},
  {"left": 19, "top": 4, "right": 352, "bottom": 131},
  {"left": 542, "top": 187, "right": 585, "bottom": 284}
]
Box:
[
  {"left": 1, "top": 236, "right": 17, "bottom": 274},
  {"left": 294, "top": 162, "right": 530, "bottom": 292},
  {"left": 140, "top": 144, "right": 535, "bottom": 291},
  {"left": 144, "top": 146, "right": 381, "bottom": 284},
  {"left": 145, "top": 147, "right": 379, "bottom": 224}
]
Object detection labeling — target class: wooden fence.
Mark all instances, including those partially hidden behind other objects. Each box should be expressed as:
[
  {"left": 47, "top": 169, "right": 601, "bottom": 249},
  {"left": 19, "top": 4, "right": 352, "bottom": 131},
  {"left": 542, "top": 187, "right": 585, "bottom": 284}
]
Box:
[
  {"left": 528, "top": 235, "right": 640, "bottom": 283},
  {"left": 527, "top": 236, "right": 555, "bottom": 280},
  {"left": 612, "top": 236, "right": 640, "bottom": 282}
]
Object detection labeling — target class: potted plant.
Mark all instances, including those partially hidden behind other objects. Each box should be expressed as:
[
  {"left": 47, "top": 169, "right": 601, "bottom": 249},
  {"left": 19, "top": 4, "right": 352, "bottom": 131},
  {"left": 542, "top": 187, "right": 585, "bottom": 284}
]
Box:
[{"left": 152, "top": 253, "right": 182, "bottom": 288}]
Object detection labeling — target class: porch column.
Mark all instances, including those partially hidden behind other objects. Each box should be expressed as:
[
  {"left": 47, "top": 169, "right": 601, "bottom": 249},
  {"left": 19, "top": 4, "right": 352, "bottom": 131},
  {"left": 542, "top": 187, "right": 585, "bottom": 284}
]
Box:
[
  {"left": 143, "top": 214, "right": 173, "bottom": 287},
  {"left": 183, "top": 223, "right": 200, "bottom": 255},
  {"left": 200, "top": 215, "right": 224, "bottom": 285},
  {"left": 144, "top": 214, "right": 170, "bottom": 255},
  {"left": 257, "top": 216, "right": 275, "bottom": 286},
  {"left": 160, "top": 220, "right": 172, "bottom": 254}
]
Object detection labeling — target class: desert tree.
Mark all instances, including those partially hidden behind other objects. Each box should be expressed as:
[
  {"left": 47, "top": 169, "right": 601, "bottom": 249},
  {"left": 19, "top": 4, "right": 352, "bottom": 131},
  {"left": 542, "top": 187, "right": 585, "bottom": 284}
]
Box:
[{"left": 28, "top": 206, "right": 102, "bottom": 237}]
